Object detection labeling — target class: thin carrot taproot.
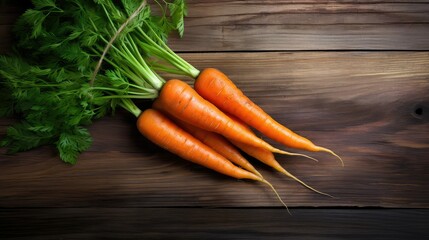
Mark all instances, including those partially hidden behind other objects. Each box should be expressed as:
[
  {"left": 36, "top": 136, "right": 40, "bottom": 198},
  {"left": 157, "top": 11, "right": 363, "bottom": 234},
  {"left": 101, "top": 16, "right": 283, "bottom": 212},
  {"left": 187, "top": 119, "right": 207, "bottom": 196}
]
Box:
[
  {"left": 194, "top": 68, "right": 343, "bottom": 166},
  {"left": 152, "top": 79, "right": 293, "bottom": 156},
  {"left": 224, "top": 114, "right": 331, "bottom": 197},
  {"left": 231, "top": 139, "right": 333, "bottom": 198},
  {"left": 137, "top": 108, "right": 288, "bottom": 210}
]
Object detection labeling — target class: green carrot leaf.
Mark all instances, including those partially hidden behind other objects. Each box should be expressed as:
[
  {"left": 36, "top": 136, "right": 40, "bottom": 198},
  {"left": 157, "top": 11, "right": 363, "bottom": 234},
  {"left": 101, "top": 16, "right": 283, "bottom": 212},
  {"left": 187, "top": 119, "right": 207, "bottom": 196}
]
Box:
[
  {"left": 1, "top": 0, "right": 191, "bottom": 163},
  {"left": 168, "top": 0, "right": 187, "bottom": 37},
  {"left": 32, "top": 0, "right": 57, "bottom": 9},
  {"left": 57, "top": 127, "right": 92, "bottom": 164}
]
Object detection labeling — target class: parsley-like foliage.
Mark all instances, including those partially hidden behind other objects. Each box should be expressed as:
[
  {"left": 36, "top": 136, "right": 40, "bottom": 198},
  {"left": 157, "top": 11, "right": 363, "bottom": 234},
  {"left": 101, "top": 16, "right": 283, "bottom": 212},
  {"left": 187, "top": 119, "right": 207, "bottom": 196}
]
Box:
[{"left": 0, "top": 0, "right": 189, "bottom": 164}]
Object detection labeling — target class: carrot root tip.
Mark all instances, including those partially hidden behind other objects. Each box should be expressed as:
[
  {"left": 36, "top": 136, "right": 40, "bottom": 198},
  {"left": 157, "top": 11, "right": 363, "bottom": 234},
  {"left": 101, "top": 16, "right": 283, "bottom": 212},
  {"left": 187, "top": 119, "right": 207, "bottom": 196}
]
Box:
[
  {"left": 277, "top": 166, "right": 334, "bottom": 198},
  {"left": 260, "top": 179, "right": 291, "bottom": 215},
  {"left": 318, "top": 147, "right": 344, "bottom": 167},
  {"left": 274, "top": 149, "right": 319, "bottom": 162}
]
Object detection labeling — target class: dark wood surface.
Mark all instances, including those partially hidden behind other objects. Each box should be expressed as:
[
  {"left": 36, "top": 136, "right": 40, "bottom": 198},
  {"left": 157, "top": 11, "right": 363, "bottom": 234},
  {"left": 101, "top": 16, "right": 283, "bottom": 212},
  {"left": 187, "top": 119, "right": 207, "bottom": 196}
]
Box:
[
  {"left": 1, "top": 208, "right": 428, "bottom": 239},
  {"left": 1, "top": 1, "right": 429, "bottom": 239}
]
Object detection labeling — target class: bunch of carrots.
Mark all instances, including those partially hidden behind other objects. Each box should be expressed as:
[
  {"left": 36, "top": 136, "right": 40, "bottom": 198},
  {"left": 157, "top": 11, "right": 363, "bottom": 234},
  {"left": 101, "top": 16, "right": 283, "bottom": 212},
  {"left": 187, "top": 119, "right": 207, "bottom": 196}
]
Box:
[
  {"left": 140, "top": 71, "right": 342, "bottom": 207},
  {"left": 0, "top": 0, "right": 342, "bottom": 208}
]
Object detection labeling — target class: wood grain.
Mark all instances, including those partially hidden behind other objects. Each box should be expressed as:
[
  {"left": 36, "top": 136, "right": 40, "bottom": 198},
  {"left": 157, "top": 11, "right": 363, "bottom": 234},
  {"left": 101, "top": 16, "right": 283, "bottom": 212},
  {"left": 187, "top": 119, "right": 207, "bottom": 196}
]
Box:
[
  {"left": 1, "top": 52, "right": 428, "bottom": 208},
  {"left": 1, "top": 208, "right": 428, "bottom": 240},
  {"left": 1, "top": 1, "right": 429, "bottom": 238},
  {"left": 2, "top": 1, "right": 429, "bottom": 51},
  {"left": 167, "top": 0, "right": 429, "bottom": 51}
]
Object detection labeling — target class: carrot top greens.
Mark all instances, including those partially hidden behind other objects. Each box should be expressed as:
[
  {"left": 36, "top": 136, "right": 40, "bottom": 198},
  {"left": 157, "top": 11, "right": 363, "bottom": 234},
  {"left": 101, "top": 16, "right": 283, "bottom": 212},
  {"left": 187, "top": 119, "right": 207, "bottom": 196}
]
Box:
[{"left": 0, "top": 0, "right": 188, "bottom": 164}]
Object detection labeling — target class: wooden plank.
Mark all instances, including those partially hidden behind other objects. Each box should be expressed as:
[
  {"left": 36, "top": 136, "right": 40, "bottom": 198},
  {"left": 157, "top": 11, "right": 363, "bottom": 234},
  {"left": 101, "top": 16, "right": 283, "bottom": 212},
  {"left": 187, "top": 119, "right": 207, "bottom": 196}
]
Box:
[
  {"left": 1, "top": 1, "right": 429, "bottom": 51},
  {"left": 1, "top": 208, "right": 428, "bottom": 239},
  {"left": 168, "top": 1, "right": 429, "bottom": 51},
  {"left": 1, "top": 52, "right": 428, "bottom": 208},
  {"left": 1, "top": 1, "right": 428, "bottom": 238}
]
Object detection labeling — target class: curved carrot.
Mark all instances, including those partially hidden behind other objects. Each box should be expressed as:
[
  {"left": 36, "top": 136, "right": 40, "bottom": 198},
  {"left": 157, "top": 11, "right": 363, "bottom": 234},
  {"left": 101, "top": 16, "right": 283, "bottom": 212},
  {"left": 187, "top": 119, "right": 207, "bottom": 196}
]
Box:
[
  {"left": 153, "top": 79, "right": 292, "bottom": 156},
  {"left": 137, "top": 108, "right": 288, "bottom": 210},
  {"left": 194, "top": 68, "right": 343, "bottom": 166}
]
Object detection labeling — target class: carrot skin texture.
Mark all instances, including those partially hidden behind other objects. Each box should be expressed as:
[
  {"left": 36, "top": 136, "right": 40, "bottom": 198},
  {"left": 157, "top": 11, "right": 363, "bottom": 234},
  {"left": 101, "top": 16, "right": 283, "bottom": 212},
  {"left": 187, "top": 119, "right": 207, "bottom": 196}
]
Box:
[
  {"left": 153, "top": 100, "right": 260, "bottom": 176},
  {"left": 137, "top": 109, "right": 290, "bottom": 210},
  {"left": 225, "top": 112, "right": 319, "bottom": 162},
  {"left": 152, "top": 79, "right": 287, "bottom": 154},
  {"left": 136, "top": 109, "right": 262, "bottom": 181},
  {"left": 137, "top": 109, "right": 289, "bottom": 208},
  {"left": 170, "top": 117, "right": 262, "bottom": 177},
  {"left": 194, "top": 68, "right": 330, "bottom": 153},
  {"left": 225, "top": 115, "right": 284, "bottom": 168}
]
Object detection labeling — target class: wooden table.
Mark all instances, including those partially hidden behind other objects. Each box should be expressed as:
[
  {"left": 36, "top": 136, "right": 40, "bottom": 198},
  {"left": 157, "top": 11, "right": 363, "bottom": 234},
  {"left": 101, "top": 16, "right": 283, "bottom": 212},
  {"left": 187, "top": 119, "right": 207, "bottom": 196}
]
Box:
[{"left": 1, "top": 1, "right": 428, "bottom": 239}]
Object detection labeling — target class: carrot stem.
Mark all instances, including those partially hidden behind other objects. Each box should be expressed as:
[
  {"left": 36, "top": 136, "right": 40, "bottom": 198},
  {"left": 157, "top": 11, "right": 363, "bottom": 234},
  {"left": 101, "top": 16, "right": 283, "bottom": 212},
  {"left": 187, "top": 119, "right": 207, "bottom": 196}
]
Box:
[{"left": 119, "top": 98, "right": 142, "bottom": 118}]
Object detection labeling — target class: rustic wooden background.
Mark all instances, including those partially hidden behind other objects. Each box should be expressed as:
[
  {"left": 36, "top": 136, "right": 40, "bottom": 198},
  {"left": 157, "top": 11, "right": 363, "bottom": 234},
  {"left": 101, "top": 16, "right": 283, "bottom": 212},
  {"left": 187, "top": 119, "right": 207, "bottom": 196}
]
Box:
[{"left": 1, "top": 0, "right": 428, "bottom": 239}]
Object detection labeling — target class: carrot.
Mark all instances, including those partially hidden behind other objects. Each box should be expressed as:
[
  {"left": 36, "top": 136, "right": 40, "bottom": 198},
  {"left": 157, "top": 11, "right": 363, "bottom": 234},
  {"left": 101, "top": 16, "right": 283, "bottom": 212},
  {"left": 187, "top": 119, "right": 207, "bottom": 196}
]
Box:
[
  {"left": 136, "top": 108, "right": 288, "bottom": 210},
  {"left": 226, "top": 113, "right": 319, "bottom": 162},
  {"left": 153, "top": 98, "right": 261, "bottom": 176},
  {"left": 223, "top": 114, "right": 331, "bottom": 197},
  {"left": 161, "top": 111, "right": 263, "bottom": 178},
  {"left": 194, "top": 68, "right": 343, "bottom": 166},
  {"left": 230, "top": 140, "right": 332, "bottom": 198},
  {"left": 152, "top": 79, "right": 293, "bottom": 155}
]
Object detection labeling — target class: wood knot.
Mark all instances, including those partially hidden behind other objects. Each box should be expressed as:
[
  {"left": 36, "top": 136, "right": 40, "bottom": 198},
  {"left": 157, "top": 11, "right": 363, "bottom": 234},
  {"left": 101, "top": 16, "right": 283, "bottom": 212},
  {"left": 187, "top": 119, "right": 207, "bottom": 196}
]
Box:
[{"left": 412, "top": 103, "right": 427, "bottom": 120}]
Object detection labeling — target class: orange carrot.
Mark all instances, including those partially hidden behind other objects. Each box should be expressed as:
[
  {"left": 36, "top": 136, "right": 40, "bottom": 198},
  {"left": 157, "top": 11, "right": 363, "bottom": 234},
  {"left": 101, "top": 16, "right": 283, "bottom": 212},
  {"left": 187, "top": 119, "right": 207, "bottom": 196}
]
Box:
[
  {"left": 152, "top": 79, "right": 292, "bottom": 156},
  {"left": 230, "top": 140, "right": 332, "bottom": 198},
  {"left": 153, "top": 99, "right": 261, "bottom": 176},
  {"left": 226, "top": 113, "right": 318, "bottom": 162},
  {"left": 136, "top": 108, "right": 288, "bottom": 209},
  {"left": 224, "top": 114, "right": 331, "bottom": 197},
  {"left": 194, "top": 68, "right": 343, "bottom": 166},
  {"left": 166, "top": 113, "right": 262, "bottom": 178}
]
